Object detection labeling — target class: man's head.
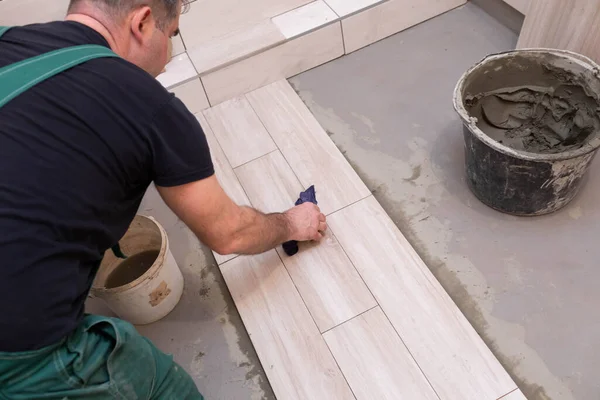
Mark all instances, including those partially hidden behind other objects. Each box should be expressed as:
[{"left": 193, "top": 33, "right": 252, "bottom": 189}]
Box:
[{"left": 67, "top": 0, "right": 189, "bottom": 77}]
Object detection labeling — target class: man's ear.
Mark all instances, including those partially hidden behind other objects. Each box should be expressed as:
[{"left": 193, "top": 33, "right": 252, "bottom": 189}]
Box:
[{"left": 129, "top": 6, "right": 155, "bottom": 43}]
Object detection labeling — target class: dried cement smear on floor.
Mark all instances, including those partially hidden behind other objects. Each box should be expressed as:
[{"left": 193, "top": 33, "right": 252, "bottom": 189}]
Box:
[
  {"left": 173, "top": 224, "right": 273, "bottom": 400},
  {"left": 289, "top": 82, "right": 575, "bottom": 400}
]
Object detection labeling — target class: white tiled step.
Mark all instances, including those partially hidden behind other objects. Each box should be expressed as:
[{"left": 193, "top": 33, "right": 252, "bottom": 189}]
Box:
[
  {"left": 178, "top": 0, "right": 314, "bottom": 50},
  {"left": 272, "top": 0, "right": 339, "bottom": 39},
  {"left": 156, "top": 53, "right": 197, "bottom": 90},
  {"left": 171, "top": 35, "right": 186, "bottom": 57},
  {"left": 187, "top": 20, "right": 285, "bottom": 76},
  {"left": 324, "top": 0, "right": 388, "bottom": 17},
  {"left": 342, "top": 0, "right": 467, "bottom": 53},
  {"left": 201, "top": 22, "right": 344, "bottom": 106}
]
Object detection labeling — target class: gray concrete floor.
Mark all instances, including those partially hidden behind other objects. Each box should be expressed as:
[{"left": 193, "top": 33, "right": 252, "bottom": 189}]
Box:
[
  {"left": 89, "top": 3, "right": 598, "bottom": 400},
  {"left": 290, "top": 3, "right": 600, "bottom": 400}
]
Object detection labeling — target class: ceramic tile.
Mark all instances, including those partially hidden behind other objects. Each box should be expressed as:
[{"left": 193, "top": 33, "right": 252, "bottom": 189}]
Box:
[
  {"left": 234, "top": 151, "right": 303, "bottom": 214},
  {"left": 324, "top": 307, "right": 439, "bottom": 400},
  {"left": 328, "top": 196, "right": 518, "bottom": 400},
  {"left": 220, "top": 251, "right": 355, "bottom": 399},
  {"left": 342, "top": 0, "right": 466, "bottom": 53},
  {"left": 324, "top": 0, "right": 387, "bottom": 17},
  {"left": 272, "top": 0, "right": 339, "bottom": 39},
  {"left": 171, "top": 35, "right": 186, "bottom": 57},
  {"left": 179, "top": 0, "right": 313, "bottom": 49},
  {"left": 171, "top": 78, "right": 209, "bottom": 114},
  {"left": 203, "top": 96, "right": 277, "bottom": 168},
  {"left": 188, "top": 20, "right": 285, "bottom": 76},
  {"left": 517, "top": 0, "right": 600, "bottom": 64},
  {"left": 234, "top": 151, "right": 377, "bottom": 332},
  {"left": 246, "top": 80, "right": 371, "bottom": 215},
  {"left": 156, "top": 53, "right": 198, "bottom": 90},
  {"left": 195, "top": 113, "right": 250, "bottom": 265},
  {"left": 201, "top": 22, "right": 344, "bottom": 105}
]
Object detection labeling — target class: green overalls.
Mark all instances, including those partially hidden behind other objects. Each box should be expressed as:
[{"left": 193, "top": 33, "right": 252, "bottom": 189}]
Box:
[{"left": 0, "top": 27, "right": 203, "bottom": 400}]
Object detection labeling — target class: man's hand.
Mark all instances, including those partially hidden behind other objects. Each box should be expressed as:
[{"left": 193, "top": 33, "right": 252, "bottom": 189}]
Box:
[
  {"left": 157, "top": 176, "right": 326, "bottom": 256},
  {"left": 284, "top": 203, "right": 327, "bottom": 241}
]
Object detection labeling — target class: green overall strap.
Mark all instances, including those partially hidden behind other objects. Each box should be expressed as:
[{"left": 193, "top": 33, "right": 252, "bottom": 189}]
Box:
[
  {"left": 0, "top": 26, "right": 10, "bottom": 38},
  {"left": 0, "top": 26, "right": 126, "bottom": 259},
  {"left": 0, "top": 26, "right": 120, "bottom": 109}
]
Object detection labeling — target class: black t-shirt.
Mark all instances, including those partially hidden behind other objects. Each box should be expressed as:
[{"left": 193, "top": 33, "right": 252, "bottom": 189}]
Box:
[{"left": 0, "top": 21, "right": 214, "bottom": 351}]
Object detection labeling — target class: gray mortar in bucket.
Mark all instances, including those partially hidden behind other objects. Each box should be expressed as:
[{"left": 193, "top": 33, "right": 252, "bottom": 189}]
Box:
[{"left": 453, "top": 48, "right": 600, "bottom": 216}]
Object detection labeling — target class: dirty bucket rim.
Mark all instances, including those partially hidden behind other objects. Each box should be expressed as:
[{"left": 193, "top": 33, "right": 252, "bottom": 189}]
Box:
[
  {"left": 92, "top": 215, "right": 168, "bottom": 294},
  {"left": 453, "top": 48, "right": 600, "bottom": 162}
]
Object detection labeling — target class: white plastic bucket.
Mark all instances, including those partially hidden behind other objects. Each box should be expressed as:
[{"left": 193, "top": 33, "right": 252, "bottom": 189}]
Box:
[{"left": 91, "top": 215, "right": 184, "bottom": 325}]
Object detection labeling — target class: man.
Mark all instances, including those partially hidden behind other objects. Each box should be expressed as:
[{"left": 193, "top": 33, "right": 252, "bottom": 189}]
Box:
[{"left": 0, "top": 0, "right": 327, "bottom": 398}]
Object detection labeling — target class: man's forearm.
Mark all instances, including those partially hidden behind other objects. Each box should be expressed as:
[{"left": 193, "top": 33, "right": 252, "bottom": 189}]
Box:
[{"left": 223, "top": 206, "right": 293, "bottom": 255}]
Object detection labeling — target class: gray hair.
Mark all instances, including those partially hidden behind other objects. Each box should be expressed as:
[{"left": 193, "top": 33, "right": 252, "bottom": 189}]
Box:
[{"left": 68, "top": 0, "right": 190, "bottom": 30}]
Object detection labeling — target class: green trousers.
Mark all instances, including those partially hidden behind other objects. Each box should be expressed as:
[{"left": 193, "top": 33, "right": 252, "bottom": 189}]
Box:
[{"left": 0, "top": 315, "right": 204, "bottom": 400}]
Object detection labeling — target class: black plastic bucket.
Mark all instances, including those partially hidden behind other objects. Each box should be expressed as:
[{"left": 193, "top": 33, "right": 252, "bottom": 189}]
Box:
[{"left": 453, "top": 49, "right": 600, "bottom": 216}]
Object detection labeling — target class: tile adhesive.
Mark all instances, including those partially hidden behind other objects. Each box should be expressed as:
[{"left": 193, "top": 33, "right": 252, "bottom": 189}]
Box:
[
  {"left": 465, "top": 63, "right": 600, "bottom": 154},
  {"left": 454, "top": 49, "right": 600, "bottom": 215}
]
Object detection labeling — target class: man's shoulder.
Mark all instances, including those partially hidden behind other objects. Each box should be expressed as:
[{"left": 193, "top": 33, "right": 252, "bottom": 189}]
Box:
[
  {"left": 2, "top": 20, "right": 173, "bottom": 110},
  {"left": 87, "top": 56, "right": 174, "bottom": 108}
]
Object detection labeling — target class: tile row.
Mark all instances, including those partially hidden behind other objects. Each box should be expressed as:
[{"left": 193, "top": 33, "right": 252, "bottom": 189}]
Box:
[
  {"left": 198, "top": 80, "right": 523, "bottom": 400},
  {"left": 158, "top": 0, "right": 468, "bottom": 107}
]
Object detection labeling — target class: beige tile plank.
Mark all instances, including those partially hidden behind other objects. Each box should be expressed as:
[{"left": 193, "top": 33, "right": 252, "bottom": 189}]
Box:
[
  {"left": 234, "top": 151, "right": 377, "bottom": 332},
  {"left": 277, "top": 229, "right": 377, "bottom": 332},
  {"left": 202, "top": 22, "right": 344, "bottom": 105},
  {"left": 156, "top": 53, "right": 198, "bottom": 90},
  {"left": 203, "top": 97, "right": 278, "bottom": 168},
  {"left": 246, "top": 80, "right": 371, "bottom": 215},
  {"left": 503, "top": 0, "right": 530, "bottom": 14},
  {"left": 234, "top": 151, "right": 303, "bottom": 214},
  {"left": 272, "top": 0, "right": 339, "bottom": 39},
  {"left": 0, "top": 0, "right": 69, "bottom": 25},
  {"left": 171, "top": 79, "right": 210, "bottom": 114},
  {"left": 517, "top": 0, "right": 600, "bottom": 64},
  {"left": 328, "top": 196, "right": 518, "bottom": 400},
  {"left": 324, "top": 0, "right": 387, "bottom": 17},
  {"left": 220, "top": 251, "right": 356, "bottom": 400},
  {"left": 195, "top": 114, "right": 250, "bottom": 265},
  {"left": 188, "top": 20, "right": 285, "bottom": 76},
  {"left": 498, "top": 389, "right": 527, "bottom": 400},
  {"left": 342, "top": 0, "right": 466, "bottom": 54},
  {"left": 323, "top": 307, "right": 440, "bottom": 400}
]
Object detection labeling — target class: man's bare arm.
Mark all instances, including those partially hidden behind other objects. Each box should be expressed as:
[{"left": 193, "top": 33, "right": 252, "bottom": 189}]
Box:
[{"left": 157, "top": 175, "right": 326, "bottom": 255}]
